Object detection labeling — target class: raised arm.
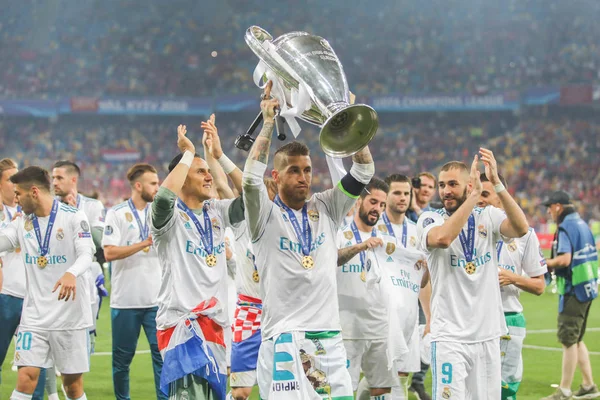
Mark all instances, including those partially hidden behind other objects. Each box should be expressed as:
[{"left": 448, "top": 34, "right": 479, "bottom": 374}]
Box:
[
  {"left": 426, "top": 156, "right": 482, "bottom": 249},
  {"left": 479, "top": 148, "right": 529, "bottom": 238},
  {"left": 242, "top": 81, "right": 279, "bottom": 240},
  {"left": 202, "top": 114, "right": 243, "bottom": 198},
  {"left": 161, "top": 125, "right": 195, "bottom": 196}
]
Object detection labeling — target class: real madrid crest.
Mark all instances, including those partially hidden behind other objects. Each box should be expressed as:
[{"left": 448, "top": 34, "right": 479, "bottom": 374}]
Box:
[
  {"left": 125, "top": 212, "right": 133, "bottom": 222},
  {"left": 0, "top": 211, "right": 4, "bottom": 221},
  {"left": 56, "top": 228, "right": 64, "bottom": 241},
  {"left": 507, "top": 240, "right": 517, "bottom": 252},
  {"left": 24, "top": 218, "right": 33, "bottom": 231},
  {"left": 386, "top": 242, "right": 396, "bottom": 255},
  {"left": 410, "top": 236, "right": 416, "bottom": 247},
  {"left": 442, "top": 386, "right": 451, "bottom": 399},
  {"left": 211, "top": 217, "right": 221, "bottom": 233},
  {"left": 308, "top": 210, "right": 319, "bottom": 222},
  {"left": 343, "top": 230, "right": 353, "bottom": 240},
  {"left": 478, "top": 224, "right": 488, "bottom": 238}
]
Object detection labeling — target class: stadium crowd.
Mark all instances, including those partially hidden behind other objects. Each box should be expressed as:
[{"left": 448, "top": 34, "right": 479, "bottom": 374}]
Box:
[
  {"left": 0, "top": 113, "right": 598, "bottom": 233},
  {"left": 1, "top": 0, "right": 599, "bottom": 98}
]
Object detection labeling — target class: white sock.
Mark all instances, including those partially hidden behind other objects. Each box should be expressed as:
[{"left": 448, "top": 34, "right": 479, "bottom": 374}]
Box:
[
  {"left": 48, "top": 394, "right": 60, "bottom": 400},
  {"left": 68, "top": 394, "right": 87, "bottom": 400},
  {"left": 10, "top": 391, "right": 32, "bottom": 400},
  {"left": 560, "top": 387, "right": 572, "bottom": 396},
  {"left": 356, "top": 376, "right": 371, "bottom": 400}
]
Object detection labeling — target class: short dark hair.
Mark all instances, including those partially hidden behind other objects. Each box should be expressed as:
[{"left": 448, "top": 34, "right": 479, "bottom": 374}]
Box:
[
  {"left": 360, "top": 177, "right": 389, "bottom": 199},
  {"left": 10, "top": 166, "right": 51, "bottom": 192},
  {"left": 480, "top": 173, "right": 507, "bottom": 187},
  {"left": 127, "top": 163, "right": 157, "bottom": 183},
  {"left": 384, "top": 174, "right": 411, "bottom": 187},
  {"left": 167, "top": 153, "right": 202, "bottom": 173},
  {"left": 53, "top": 160, "right": 81, "bottom": 177},
  {"left": 440, "top": 161, "right": 468, "bottom": 173},
  {"left": 273, "top": 141, "right": 310, "bottom": 169},
  {"left": 0, "top": 158, "right": 18, "bottom": 180}
]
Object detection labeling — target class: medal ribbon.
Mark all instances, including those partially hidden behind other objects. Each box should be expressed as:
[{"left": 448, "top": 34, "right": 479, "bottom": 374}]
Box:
[
  {"left": 381, "top": 212, "right": 407, "bottom": 247},
  {"left": 32, "top": 200, "right": 58, "bottom": 257},
  {"left": 458, "top": 214, "right": 476, "bottom": 262},
  {"left": 496, "top": 240, "right": 504, "bottom": 261},
  {"left": 177, "top": 199, "right": 214, "bottom": 255},
  {"left": 128, "top": 199, "right": 149, "bottom": 242},
  {"left": 350, "top": 221, "right": 377, "bottom": 268},
  {"left": 76, "top": 194, "right": 81, "bottom": 209},
  {"left": 4, "top": 205, "right": 21, "bottom": 222},
  {"left": 274, "top": 195, "right": 312, "bottom": 256}
]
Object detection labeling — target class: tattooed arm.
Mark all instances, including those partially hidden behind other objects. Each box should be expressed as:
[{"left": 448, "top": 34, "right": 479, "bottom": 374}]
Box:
[
  {"left": 242, "top": 81, "right": 280, "bottom": 241},
  {"left": 337, "top": 237, "right": 383, "bottom": 266}
]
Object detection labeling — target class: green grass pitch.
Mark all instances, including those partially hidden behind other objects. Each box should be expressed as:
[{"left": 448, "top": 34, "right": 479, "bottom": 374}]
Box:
[{"left": 1, "top": 287, "right": 598, "bottom": 399}]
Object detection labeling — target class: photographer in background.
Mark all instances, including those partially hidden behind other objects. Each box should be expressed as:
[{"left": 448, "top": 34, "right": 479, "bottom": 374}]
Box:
[{"left": 407, "top": 172, "right": 439, "bottom": 223}]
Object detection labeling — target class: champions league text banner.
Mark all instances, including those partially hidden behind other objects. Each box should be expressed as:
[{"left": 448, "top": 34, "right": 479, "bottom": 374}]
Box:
[{"left": 0, "top": 86, "right": 594, "bottom": 117}]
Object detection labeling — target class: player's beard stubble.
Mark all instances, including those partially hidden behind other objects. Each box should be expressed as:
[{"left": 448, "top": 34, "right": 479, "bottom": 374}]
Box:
[
  {"left": 444, "top": 187, "right": 468, "bottom": 213},
  {"left": 358, "top": 205, "right": 380, "bottom": 227},
  {"left": 141, "top": 188, "right": 154, "bottom": 203}
]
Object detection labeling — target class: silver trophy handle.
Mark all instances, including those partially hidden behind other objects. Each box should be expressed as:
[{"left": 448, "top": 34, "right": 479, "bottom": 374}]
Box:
[{"left": 245, "top": 26, "right": 299, "bottom": 90}]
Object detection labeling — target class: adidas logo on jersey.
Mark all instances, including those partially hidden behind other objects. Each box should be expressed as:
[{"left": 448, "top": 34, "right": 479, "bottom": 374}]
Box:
[
  {"left": 24, "top": 232, "right": 34, "bottom": 239},
  {"left": 387, "top": 256, "right": 394, "bottom": 262},
  {"left": 128, "top": 224, "right": 136, "bottom": 230},
  {"left": 184, "top": 222, "right": 192, "bottom": 230}
]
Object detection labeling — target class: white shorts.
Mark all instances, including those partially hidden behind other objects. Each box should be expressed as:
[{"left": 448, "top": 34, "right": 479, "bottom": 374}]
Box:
[
  {"left": 14, "top": 328, "right": 90, "bottom": 374},
  {"left": 394, "top": 324, "right": 420, "bottom": 373},
  {"left": 230, "top": 370, "right": 257, "bottom": 388},
  {"left": 257, "top": 332, "right": 353, "bottom": 400},
  {"left": 431, "top": 339, "right": 500, "bottom": 400},
  {"left": 345, "top": 339, "right": 396, "bottom": 390}
]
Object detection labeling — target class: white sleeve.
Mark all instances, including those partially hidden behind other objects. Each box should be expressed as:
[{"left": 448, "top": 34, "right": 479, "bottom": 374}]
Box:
[
  {"left": 89, "top": 201, "right": 106, "bottom": 229},
  {"left": 520, "top": 229, "right": 548, "bottom": 278},
  {"left": 207, "top": 198, "right": 235, "bottom": 229},
  {"left": 67, "top": 210, "right": 95, "bottom": 277},
  {"left": 487, "top": 206, "right": 508, "bottom": 241},
  {"left": 242, "top": 160, "right": 274, "bottom": 242},
  {"left": 101, "top": 209, "right": 122, "bottom": 248},
  {"left": 416, "top": 211, "right": 445, "bottom": 252},
  {"left": 0, "top": 219, "right": 19, "bottom": 252},
  {"left": 313, "top": 186, "right": 357, "bottom": 228}
]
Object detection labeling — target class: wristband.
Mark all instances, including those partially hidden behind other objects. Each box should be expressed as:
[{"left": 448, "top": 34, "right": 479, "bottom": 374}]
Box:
[
  {"left": 179, "top": 150, "right": 194, "bottom": 168},
  {"left": 217, "top": 154, "right": 237, "bottom": 174},
  {"left": 494, "top": 182, "right": 506, "bottom": 193}
]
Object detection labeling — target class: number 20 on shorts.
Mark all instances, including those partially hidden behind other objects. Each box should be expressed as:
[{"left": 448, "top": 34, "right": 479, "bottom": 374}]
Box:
[{"left": 16, "top": 332, "right": 32, "bottom": 351}]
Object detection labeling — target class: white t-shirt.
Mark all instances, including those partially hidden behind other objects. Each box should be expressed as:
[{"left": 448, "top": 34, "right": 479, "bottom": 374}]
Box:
[
  {"left": 0, "top": 204, "right": 26, "bottom": 298},
  {"left": 102, "top": 201, "right": 161, "bottom": 309},
  {"left": 231, "top": 221, "right": 261, "bottom": 300},
  {"left": 75, "top": 194, "right": 105, "bottom": 231},
  {"left": 336, "top": 225, "right": 387, "bottom": 339},
  {"left": 376, "top": 214, "right": 418, "bottom": 250},
  {"left": 243, "top": 161, "right": 357, "bottom": 340},
  {"left": 368, "top": 239, "right": 426, "bottom": 364},
  {"left": 417, "top": 206, "right": 507, "bottom": 343},
  {"left": 151, "top": 196, "right": 236, "bottom": 330},
  {"left": 498, "top": 228, "right": 548, "bottom": 313},
  {"left": 0, "top": 203, "right": 95, "bottom": 330}
]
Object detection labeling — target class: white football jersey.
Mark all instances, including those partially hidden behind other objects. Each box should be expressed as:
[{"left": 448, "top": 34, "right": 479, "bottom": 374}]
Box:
[
  {"left": 0, "top": 204, "right": 26, "bottom": 298},
  {"left": 376, "top": 214, "right": 418, "bottom": 249},
  {"left": 417, "top": 206, "right": 507, "bottom": 343},
  {"left": 151, "top": 197, "right": 236, "bottom": 330},
  {"left": 231, "top": 221, "right": 261, "bottom": 300},
  {"left": 244, "top": 168, "right": 356, "bottom": 340},
  {"left": 498, "top": 228, "right": 547, "bottom": 313},
  {"left": 336, "top": 225, "right": 387, "bottom": 339},
  {"left": 0, "top": 202, "right": 95, "bottom": 330},
  {"left": 368, "top": 240, "right": 426, "bottom": 363},
  {"left": 102, "top": 201, "right": 161, "bottom": 309},
  {"left": 75, "top": 194, "right": 105, "bottom": 231}
]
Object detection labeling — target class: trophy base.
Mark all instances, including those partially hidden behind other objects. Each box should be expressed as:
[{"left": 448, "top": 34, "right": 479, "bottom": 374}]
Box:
[{"left": 319, "top": 104, "right": 379, "bottom": 158}]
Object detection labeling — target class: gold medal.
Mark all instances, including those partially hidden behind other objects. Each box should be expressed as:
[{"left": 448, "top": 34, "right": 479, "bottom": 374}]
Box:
[
  {"left": 37, "top": 255, "right": 48, "bottom": 269},
  {"left": 143, "top": 247, "right": 150, "bottom": 253},
  {"left": 252, "top": 271, "right": 260, "bottom": 283},
  {"left": 301, "top": 255, "right": 314, "bottom": 270},
  {"left": 205, "top": 254, "right": 217, "bottom": 267},
  {"left": 360, "top": 269, "right": 366, "bottom": 282},
  {"left": 465, "top": 261, "right": 476, "bottom": 275}
]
